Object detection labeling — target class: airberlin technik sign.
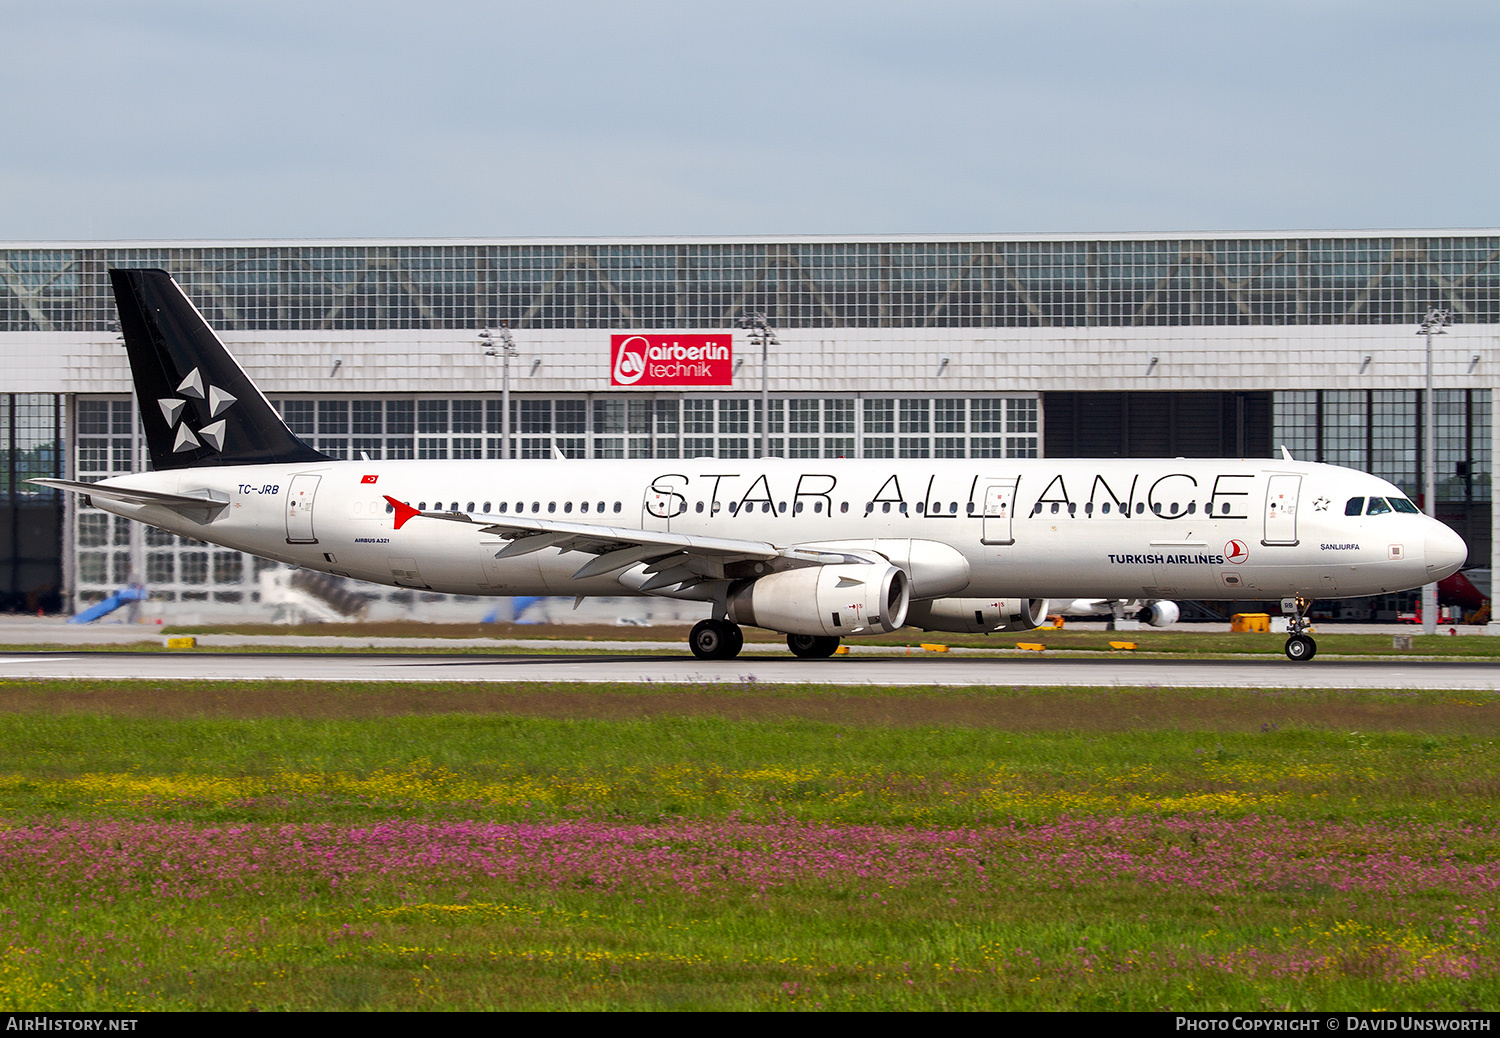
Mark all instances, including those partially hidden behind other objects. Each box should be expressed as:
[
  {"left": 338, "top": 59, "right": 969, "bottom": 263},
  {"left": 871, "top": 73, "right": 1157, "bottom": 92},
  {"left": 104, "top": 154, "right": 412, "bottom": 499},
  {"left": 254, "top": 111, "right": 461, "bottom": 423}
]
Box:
[{"left": 611, "top": 334, "right": 733, "bottom": 387}]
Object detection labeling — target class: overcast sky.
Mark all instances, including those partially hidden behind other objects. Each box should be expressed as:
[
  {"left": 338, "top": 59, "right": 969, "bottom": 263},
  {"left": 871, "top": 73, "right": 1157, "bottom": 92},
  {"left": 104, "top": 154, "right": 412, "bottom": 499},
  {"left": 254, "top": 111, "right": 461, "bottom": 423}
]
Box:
[{"left": 1, "top": 0, "right": 1494, "bottom": 240}]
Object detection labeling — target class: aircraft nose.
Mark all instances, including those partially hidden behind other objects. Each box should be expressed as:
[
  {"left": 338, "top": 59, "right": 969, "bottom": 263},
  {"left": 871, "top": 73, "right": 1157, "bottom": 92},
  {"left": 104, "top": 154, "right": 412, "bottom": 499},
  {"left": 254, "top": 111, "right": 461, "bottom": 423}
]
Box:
[{"left": 1424, "top": 522, "right": 1468, "bottom": 582}]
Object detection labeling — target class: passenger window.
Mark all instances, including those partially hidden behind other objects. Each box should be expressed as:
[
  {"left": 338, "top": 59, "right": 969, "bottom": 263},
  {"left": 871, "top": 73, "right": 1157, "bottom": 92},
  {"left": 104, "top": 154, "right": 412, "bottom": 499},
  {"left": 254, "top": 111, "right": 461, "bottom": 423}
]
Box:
[
  {"left": 1366, "top": 497, "right": 1392, "bottom": 515},
  {"left": 1345, "top": 497, "right": 1364, "bottom": 516}
]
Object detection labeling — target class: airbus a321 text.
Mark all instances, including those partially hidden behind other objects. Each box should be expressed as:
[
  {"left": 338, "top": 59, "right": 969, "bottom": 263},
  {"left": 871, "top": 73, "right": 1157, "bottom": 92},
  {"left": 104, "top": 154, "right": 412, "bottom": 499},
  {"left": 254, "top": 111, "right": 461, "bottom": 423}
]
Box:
[{"left": 39, "top": 269, "right": 1469, "bottom": 663}]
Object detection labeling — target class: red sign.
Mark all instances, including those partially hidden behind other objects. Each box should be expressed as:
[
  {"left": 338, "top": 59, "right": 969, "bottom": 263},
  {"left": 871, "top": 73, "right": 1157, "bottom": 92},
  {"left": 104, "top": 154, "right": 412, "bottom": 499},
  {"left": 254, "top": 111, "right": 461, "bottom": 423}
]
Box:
[
  {"left": 1225, "top": 539, "right": 1248, "bottom": 564},
  {"left": 361, "top": 474, "right": 379, "bottom": 484},
  {"left": 611, "top": 334, "right": 733, "bottom": 387}
]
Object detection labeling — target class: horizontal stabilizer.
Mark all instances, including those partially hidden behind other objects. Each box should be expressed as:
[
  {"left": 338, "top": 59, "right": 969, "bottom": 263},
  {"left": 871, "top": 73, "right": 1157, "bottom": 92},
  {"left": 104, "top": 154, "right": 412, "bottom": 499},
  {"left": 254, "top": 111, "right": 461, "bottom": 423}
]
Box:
[{"left": 33, "top": 478, "right": 230, "bottom": 522}]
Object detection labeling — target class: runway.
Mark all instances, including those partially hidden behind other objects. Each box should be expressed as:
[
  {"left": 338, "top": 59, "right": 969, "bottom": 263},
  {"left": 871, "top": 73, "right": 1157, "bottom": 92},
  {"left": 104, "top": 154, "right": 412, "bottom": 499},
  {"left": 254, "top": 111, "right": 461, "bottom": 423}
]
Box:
[{"left": 3, "top": 649, "right": 1499, "bottom": 690}]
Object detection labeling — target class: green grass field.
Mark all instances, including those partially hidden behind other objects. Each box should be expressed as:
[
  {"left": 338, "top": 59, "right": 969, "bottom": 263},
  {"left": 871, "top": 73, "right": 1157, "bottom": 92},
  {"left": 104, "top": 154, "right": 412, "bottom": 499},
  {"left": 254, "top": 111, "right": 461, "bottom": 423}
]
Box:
[{"left": 0, "top": 679, "right": 1496, "bottom": 1010}]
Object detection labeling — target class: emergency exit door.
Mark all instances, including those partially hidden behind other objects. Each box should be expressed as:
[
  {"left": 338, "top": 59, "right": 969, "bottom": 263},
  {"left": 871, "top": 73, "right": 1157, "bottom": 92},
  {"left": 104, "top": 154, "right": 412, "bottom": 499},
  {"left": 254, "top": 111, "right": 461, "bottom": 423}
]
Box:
[{"left": 980, "top": 479, "right": 1019, "bottom": 545}]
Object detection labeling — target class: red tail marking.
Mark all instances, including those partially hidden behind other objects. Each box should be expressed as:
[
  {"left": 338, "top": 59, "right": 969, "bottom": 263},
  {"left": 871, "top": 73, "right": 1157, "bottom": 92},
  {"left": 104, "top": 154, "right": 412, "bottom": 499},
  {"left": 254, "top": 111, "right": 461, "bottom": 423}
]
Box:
[{"left": 385, "top": 495, "right": 420, "bottom": 530}]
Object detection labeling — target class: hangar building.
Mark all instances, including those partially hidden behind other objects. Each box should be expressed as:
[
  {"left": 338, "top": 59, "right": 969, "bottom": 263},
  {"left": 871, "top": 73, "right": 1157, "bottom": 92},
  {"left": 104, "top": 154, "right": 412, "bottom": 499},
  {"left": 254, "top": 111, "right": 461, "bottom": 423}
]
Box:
[{"left": 0, "top": 231, "right": 1494, "bottom": 620}]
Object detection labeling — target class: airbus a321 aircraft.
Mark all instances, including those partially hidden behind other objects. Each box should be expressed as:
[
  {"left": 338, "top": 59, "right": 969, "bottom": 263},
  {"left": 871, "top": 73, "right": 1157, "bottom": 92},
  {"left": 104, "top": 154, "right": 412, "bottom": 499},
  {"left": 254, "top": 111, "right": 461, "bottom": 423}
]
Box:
[{"left": 39, "top": 269, "right": 1468, "bottom": 663}]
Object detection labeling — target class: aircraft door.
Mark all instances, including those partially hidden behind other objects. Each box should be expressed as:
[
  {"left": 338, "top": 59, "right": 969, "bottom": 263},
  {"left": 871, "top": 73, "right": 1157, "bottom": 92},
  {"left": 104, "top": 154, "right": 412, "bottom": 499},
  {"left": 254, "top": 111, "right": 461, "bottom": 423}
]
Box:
[
  {"left": 980, "top": 479, "right": 1019, "bottom": 545},
  {"left": 1262, "top": 474, "right": 1301, "bottom": 546},
  {"left": 286, "top": 474, "right": 321, "bottom": 544}
]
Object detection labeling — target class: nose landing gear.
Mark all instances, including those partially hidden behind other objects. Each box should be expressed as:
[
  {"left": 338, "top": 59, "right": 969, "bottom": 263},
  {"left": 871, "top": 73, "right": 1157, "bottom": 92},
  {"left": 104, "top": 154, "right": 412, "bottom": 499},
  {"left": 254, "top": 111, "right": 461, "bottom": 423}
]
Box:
[{"left": 1282, "top": 596, "right": 1317, "bottom": 661}]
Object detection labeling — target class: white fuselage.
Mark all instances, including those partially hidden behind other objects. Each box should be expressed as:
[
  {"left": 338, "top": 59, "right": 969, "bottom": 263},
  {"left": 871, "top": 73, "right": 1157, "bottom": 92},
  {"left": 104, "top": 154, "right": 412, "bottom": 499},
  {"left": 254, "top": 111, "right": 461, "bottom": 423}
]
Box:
[{"left": 88, "top": 456, "right": 1465, "bottom": 612}]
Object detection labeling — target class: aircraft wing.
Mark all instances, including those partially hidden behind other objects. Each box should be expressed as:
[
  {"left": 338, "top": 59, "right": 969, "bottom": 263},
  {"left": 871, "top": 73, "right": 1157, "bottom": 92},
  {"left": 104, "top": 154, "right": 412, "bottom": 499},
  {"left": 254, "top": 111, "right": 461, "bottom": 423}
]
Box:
[{"left": 384, "top": 495, "right": 873, "bottom": 592}]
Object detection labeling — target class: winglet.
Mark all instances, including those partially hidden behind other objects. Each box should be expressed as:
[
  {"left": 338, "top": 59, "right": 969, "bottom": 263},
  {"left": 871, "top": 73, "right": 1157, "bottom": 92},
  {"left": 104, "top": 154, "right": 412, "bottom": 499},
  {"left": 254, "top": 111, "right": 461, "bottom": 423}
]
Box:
[
  {"left": 384, "top": 495, "right": 420, "bottom": 530},
  {"left": 1279, "top": 445, "right": 1294, "bottom": 462}
]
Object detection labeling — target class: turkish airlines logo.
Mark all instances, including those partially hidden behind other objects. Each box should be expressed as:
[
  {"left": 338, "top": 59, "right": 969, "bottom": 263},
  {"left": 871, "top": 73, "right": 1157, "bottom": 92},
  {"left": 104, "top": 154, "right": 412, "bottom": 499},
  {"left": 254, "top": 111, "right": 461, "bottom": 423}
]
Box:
[
  {"left": 1225, "top": 539, "right": 1249, "bottom": 564},
  {"left": 610, "top": 334, "right": 733, "bottom": 387}
]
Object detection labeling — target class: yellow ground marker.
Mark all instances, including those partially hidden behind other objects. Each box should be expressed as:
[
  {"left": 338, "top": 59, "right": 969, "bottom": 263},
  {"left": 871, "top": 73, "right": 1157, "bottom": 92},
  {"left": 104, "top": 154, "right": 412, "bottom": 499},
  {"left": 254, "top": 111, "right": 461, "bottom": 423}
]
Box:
[
  {"left": 1016, "top": 642, "right": 1046, "bottom": 652},
  {"left": 920, "top": 643, "right": 949, "bottom": 653},
  {"left": 164, "top": 636, "right": 197, "bottom": 649},
  {"left": 1109, "top": 640, "right": 1137, "bottom": 651}
]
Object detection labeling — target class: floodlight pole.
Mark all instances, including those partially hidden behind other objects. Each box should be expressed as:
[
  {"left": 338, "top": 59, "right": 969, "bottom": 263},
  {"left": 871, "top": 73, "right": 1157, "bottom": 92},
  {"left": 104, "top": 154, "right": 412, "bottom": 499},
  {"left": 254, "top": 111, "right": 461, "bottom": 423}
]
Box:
[
  {"left": 1419, "top": 307, "right": 1451, "bottom": 634},
  {"left": 738, "top": 313, "right": 778, "bottom": 459},
  {"left": 479, "top": 325, "right": 518, "bottom": 460}
]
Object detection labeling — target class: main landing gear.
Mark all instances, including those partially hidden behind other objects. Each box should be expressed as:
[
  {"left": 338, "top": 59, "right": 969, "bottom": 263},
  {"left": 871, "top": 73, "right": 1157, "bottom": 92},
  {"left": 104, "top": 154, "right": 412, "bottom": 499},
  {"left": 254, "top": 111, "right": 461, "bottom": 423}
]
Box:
[
  {"left": 689, "top": 618, "right": 744, "bottom": 660},
  {"left": 1282, "top": 596, "right": 1317, "bottom": 662},
  {"left": 786, "top": 633, "right": 840, "bottom": 658},
  {"left": 687, "top": 621, "right": 845, "bottom": 660}
]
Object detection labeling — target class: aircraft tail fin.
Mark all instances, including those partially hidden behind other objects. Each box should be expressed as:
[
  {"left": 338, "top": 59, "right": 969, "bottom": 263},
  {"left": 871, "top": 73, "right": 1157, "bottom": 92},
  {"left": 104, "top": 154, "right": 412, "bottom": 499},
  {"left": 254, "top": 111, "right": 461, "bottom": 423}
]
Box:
[{"left": 108, "top": 268, "right": 328, "bottom": 471}]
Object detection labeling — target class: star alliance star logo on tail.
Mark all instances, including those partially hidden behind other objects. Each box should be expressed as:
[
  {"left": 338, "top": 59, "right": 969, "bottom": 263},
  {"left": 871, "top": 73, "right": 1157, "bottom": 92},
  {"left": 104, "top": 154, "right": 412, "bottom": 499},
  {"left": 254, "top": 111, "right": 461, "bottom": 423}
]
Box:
[{"left": 158, "top": 366, "right": 237, "bottom": 453}]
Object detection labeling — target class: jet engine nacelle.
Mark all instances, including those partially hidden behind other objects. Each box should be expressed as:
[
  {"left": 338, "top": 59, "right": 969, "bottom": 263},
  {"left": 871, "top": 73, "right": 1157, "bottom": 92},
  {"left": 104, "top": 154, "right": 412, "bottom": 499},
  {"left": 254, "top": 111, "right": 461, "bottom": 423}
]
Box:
[
  {"left": 727, "top": 563, "right": 910, "bottom": 637},
  {"left": 1138, "top": 600, "right": 1180, "bottom": 627},
  {"left": 905, "top": 596, "right": 1049, "bottom": 634}
]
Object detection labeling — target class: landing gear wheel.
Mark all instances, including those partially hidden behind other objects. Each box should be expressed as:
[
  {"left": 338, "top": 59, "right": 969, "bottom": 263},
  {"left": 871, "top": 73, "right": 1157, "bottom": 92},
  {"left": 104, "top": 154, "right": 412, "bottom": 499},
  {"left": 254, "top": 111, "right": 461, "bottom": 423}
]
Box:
[
  {"left": 786, "top": 633, "right": 840, "bottom": 658},
  {"left": 690, "top": 619, "right": 743, "bottom": 660},
  {"left": 1285, "top": 634, "right": 1317, "bottom": 662}
]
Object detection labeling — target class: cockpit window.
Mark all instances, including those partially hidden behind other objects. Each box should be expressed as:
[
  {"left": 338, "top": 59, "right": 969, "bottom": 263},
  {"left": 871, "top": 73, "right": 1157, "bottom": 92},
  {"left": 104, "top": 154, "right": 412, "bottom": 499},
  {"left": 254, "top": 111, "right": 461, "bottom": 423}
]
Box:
[
  {"left": 1389, "top": 497, "right": 1420, "bottom": 514},
  {"left": 1366, "top": 497, "right": 1392, "bottom": 515},
  {"left": 1345, "top": 497, "right": 1364, "bottom": 516}
]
